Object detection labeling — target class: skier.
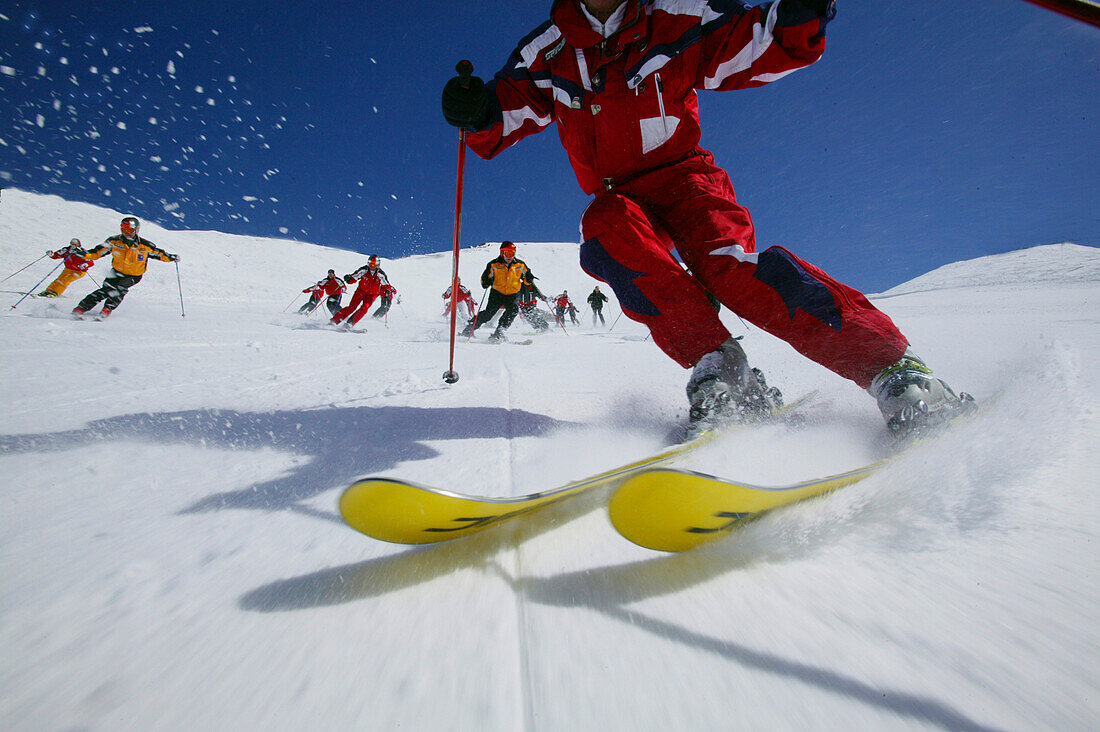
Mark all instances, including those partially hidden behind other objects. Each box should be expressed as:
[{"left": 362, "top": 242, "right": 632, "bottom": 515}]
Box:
[
  {"left": 553, "top": 291, "right": 578, "bottom": 325},
  {"left": 317, "top": 270, "right": 347, "bottom": 316},
  {"left": 38, "top": 238, "right": 94, "bottom": 297},
  {"left": 442, "top": 278, "right": 477, "bottom": 320},
  {"left": 72, "top": 217, "right": 179, "bottom": 319},
  {"left": 440, "top": 0, "right": 971, "bottom": 434},
  {"left": 332, "top": 255, "right": 389, "bottom": 329},
  {"left": 298, "top": 282, "right": 325, "bottom": 314},
  {"left": 299, "top": 270, "right": 345, "bottom": 315},
  {"left": 461, "top": 241, "right": 534, "bottom": 342},
  {"left": 587, "top": 285, "right": 609, "bottom": 327},
  {"left": 373, "top": 283, "right": 399, "bottom": 319},
  {"left": 517, "top": 279, "right": 551, "bottom": 332}
]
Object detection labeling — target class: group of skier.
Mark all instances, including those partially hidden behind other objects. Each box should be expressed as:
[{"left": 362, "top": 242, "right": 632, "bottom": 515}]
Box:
[
  {"left": 23, "top": 216, "right": 181, "bottom": 319},
  {"left": 296, "top": 256, "right": 399, "bottom": 327},
  {"left": 14, "top": 0, "right": 977, "bottom": 439}
]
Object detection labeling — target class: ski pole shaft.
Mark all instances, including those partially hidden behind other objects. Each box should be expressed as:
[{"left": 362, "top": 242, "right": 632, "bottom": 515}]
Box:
[
  {"left": 3, "top": 253, "right": 48, "bottom": 282},
  {"left": 175, "top": 261, "right": 186, "bottom": 317},
  {"left": 608, "top": 311, "right": 623, "bottom": 332},
  {"left": 10, "top": 262, "right": 62, "bottom": 309},
  {"left": 465, "top": 286, "right": 489, "bottom": 342},
  {"left": 283, "top": 293, "right": 303, "bottom": 313}
]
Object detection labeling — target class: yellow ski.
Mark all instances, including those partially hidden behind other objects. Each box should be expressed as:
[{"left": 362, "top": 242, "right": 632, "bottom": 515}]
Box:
[
  {"left": 608, "top": 462, "right": 885, "bottom": 552},
  {"left": 339, "top": 392, "right": 818, "bottom": 545}
]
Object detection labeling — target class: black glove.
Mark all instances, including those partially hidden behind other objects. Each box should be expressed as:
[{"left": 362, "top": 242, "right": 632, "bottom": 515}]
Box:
[
  {"left": 169, "top": 253, "right": 180, "bottom": 262},
  {"left": 441, "top": 60, "right": 490, "bottom": 130}
]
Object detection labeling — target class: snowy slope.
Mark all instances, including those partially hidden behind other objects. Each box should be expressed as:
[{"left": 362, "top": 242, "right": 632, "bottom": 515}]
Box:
[{"left": 1, "top": 189, "right": 1097, "bottom": 731}]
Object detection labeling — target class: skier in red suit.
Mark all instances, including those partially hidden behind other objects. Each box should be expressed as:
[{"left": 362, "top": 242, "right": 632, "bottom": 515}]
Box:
[
  {"left": 442, "top": 278, "right": 477, "bottom": 320},
  {"left": 332, "top": 255, "right": 389, "bottom": 328},
  {"left": 440, "top": 0, "right": 971, "bottom": 434}
]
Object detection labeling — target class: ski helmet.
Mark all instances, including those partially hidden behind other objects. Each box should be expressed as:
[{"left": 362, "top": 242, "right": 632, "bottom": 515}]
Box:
[
  {"left": 120, "top": 216, "right": 140, "bottom": 237},
  {"left": 368, "top": 255, "right": 379, "bottom": 267},
  {"left": 500, "top": 241, "right": 516, "bottom": 255},
  {"left": 69, "top": 238, "right": 82, "bottom": 247},
  {"left": 328, "top": 269, "right": 335, "bottom": 276}
]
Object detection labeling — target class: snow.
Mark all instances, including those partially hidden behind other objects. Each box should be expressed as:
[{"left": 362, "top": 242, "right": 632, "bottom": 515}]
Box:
[{"left": 1, "top": 188, "right": 1097, "bottom": 730}]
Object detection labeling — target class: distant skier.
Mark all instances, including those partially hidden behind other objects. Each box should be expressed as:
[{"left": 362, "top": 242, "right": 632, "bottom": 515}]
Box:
[
  {"left": 517, "top": 279, "right": 550, "bottom": 332},
  {"left": 373, "top": 283, "right": 399, "bottom": 319},
  {"left": 461, "top": 241, "right": 534, "bottom": 342},
  {"left": 440, "top": 0, "right": 972, "bottom": 434},
  {"left": 318, "top": 270, "right": 347, "bottom": 316},
  {"left": 587, "top": 286, "right": 609, "bottom": 327},
  {"left": 298, "top": 282, "right": 324, "bottom": 314},
  {"left": 72, "top": 217, "right": 179, "bottom": 319},
  {"left": 442, "top": 278, "right": 476, "bottom": 320},
  {"left": 332, "top": 255, "right": 389, "bottom": 329},
  {"left": 38, "top": 238, "right": 93, "bottom": 297},
  {"left": 553, "top": 291, "right": 578, "bottom": 325}
]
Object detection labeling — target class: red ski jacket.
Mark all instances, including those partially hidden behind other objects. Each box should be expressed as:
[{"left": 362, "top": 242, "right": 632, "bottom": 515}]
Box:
[
  {"left": 319, "top": 275, "right": 347, "bottom": 297},
  {"left": 344, "top": 265, "right": 388, "bottom": 298},
  {"left": 467, "top": 0, "right": 831, "bottom": 194},
  {"left": 49, "top": 246, "right": 94, "bottom": 273}
]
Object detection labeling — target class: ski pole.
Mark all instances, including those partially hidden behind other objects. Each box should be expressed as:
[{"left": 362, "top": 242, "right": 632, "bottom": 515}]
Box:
[
  {"left": 174, "top": 261, "right": 186, "bottom": 317},
  {"left": 3, "top": 253, "right": 48, "bottom": 282},
  {"left": 608, "top": 311, "right": 623, "bottom": 332},
  {"left": 444, "top": 59, "right": 475, "bottom": 385},
  {"left": 10, "top": 262, "right": 62, "bottom": 309},
  {"left": 283, "top": 293, "right": 304, "bottom": 313},
  {"left": 464, "top": 286, "right": 489, "bottom": 342}
]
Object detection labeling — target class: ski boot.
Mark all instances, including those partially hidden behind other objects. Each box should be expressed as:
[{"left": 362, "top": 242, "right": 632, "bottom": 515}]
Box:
[
  {"left": 71, "top": 307, "right": 87, "bottom": 319},
  {"left": 96, "top": 307, "right": 113, "bottom": 320},
  {"left": 686, "top": 337, "right": 782, "bottom": 430},
  {"left": 460, "top": 320, "right": 476, "bottom": 338},
  {"left": 487, "top": 327, "right": 506, "bottom": 344},
  {"left": 38, "top": 290, "right": 57, "bottom": 298},
  {"left": 869, "top": 350, "right": 975, "bottom": 438}
]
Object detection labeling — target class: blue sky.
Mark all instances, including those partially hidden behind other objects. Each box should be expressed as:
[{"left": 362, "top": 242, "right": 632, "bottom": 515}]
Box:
[{"left": 1, "top": 1, "right": 1096, "bottom": 292}]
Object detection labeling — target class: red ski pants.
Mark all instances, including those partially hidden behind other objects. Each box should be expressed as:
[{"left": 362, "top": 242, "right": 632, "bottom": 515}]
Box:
[
  {"left": 578, "top": 151, "right": 907, "bottom": 388},
  {"left": 332, "top": 286, "right": 378, "bottom": 326}
]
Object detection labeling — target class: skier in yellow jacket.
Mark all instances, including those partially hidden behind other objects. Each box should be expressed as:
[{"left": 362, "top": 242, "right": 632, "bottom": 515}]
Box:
[
  {"left": 72, "top": 216, "right": 179, "bottom": 319},
  {"left": 461, "top": 241, "right": 534, "bottom": 342}
]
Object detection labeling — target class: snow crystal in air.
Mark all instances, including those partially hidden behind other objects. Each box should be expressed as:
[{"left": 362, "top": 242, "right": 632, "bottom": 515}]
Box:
[
  {"left": 167, "top": 60, "right": 175, "bottom": 75},
  {"left": 0, "top": 66, "right": 15, "bottom": 76}
]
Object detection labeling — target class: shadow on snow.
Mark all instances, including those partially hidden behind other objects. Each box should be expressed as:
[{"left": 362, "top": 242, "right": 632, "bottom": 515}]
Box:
[{"left": 0, "top": 405, "right": 570, "bottom": 516}]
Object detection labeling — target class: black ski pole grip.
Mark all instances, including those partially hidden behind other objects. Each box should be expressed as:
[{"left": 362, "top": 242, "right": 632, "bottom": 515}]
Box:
[{"left": 456, "top": 60, "right": 473, "bottom": 89}]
